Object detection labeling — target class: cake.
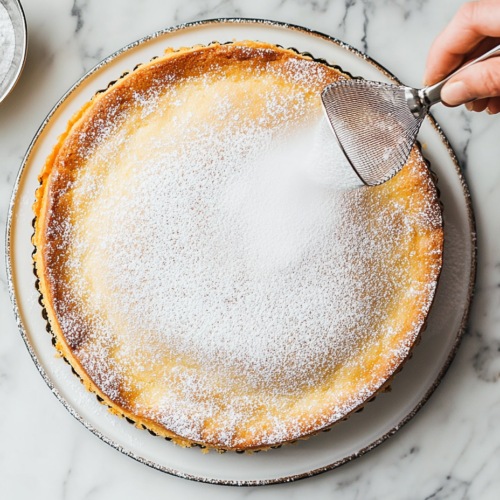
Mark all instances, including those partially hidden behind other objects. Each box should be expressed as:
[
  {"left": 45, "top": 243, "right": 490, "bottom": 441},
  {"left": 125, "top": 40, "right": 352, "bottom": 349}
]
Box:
[{"left": 32, "top": 41, "right": 443, "bottom": 452}]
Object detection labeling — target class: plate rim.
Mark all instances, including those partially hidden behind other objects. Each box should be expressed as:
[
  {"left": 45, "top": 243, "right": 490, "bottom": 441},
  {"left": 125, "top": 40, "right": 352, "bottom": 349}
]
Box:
[{"left": 5, "top": 17, "right": 477, "bottom": 487}]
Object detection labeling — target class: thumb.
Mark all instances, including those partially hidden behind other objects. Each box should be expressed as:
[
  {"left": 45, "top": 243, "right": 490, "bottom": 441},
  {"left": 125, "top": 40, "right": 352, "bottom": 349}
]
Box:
[{"left": 440, "top": 57, "right": 500, "bottom": 106}]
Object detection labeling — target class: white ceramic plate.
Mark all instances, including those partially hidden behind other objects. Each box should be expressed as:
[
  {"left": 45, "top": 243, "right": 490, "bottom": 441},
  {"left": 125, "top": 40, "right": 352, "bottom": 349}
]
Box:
[{"left": 6, "top": 19, "right": 475, "bottom": 486}]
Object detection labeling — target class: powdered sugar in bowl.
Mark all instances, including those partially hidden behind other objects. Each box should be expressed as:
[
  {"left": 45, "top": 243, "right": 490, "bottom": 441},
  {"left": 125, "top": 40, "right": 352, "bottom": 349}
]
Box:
[{"left": 0, "top": 0, "right": 27, "bottom": 106}]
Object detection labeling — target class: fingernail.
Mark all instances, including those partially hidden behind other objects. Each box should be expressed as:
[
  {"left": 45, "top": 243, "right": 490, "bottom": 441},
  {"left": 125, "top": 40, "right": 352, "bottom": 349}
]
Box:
[
  {"left": 486, "top": 106, "right": 494, "bottom": 115},
  {"left": 441, "top": 81, "right": 473, "bottom": 106},
  {"left": 465, "top": 101, "right": 474, "bottom": 112}
]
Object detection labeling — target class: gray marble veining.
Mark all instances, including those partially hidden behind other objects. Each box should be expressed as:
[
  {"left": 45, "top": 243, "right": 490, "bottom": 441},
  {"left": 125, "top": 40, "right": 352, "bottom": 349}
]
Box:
[{"left": 2, "top": 0, "right": 500, "bottom": 498}]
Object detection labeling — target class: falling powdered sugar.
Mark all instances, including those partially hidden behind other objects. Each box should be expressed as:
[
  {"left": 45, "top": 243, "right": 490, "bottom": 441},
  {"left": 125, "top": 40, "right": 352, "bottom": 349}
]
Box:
[{"left": 304, "top": 115, "right": 364, "bottom": 190}]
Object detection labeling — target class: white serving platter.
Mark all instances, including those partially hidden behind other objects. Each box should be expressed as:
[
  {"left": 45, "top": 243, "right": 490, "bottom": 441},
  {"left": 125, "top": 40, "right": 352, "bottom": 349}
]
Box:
[{"left": 6, "top": 19, "right": 475, "bottom": 486}]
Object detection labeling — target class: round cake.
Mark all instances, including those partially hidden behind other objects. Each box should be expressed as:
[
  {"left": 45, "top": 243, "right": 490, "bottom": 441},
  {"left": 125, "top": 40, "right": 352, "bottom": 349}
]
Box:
[{"left": 33, "top": 41, "right": 443, "bottom": 452}]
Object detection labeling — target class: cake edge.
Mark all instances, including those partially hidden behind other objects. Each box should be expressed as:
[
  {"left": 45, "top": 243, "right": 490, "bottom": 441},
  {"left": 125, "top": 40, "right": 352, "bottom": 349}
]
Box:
[{"left": 31, "top": 40, "right": 444, "bottom": 453}]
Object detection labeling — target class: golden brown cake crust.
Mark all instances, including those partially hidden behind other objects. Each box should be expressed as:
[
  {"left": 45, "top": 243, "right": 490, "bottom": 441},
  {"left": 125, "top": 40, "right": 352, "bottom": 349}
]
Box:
[{"left": 33, "top": 41, "right": 443, "bottom": 452}]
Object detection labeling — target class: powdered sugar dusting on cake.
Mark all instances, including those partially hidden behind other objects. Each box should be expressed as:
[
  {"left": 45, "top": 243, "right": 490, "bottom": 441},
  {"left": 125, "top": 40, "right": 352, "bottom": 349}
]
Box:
[{"left": 41, "top": 44, "right": 442, "bottom": 448}]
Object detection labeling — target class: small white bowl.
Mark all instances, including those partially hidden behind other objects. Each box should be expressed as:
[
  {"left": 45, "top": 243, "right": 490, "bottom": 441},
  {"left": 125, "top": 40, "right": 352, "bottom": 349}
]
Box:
[{"left": 0, "top": 0, "right": 27, "bottom": 105}]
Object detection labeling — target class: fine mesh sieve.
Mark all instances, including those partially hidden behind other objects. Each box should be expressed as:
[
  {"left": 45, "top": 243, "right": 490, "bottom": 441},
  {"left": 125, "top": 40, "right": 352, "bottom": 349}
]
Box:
[{"left": 322, "top": 43, "right": 500, "bottom": 186}]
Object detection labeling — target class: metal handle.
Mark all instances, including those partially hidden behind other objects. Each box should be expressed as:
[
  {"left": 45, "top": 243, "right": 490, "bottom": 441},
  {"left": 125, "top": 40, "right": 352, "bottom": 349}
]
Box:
[{"left": 419, "top": 43, "right": 500, "bottom": 108}]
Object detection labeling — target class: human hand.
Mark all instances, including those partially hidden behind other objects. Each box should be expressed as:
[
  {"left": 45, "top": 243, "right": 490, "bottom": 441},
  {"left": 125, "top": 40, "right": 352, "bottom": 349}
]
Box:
[{"left": 424, "top": 0, "right": 500, "bottom": 114}]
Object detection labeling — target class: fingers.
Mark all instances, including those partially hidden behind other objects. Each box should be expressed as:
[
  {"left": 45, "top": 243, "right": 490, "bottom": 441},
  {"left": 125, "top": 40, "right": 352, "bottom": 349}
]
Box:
[
  {"left": 467, "top": 36, "right": 500, "bottom": 62},
  {"left": 463, "top": 96, "right": 500, "bottom": 113},
  {"left": 465, "top": 97, "right": 489, "bottom": 111},
  {"left": 486, "top": 95, "right": 500, "bottom": 113},
  {"left": 424, "top": 0, "right": 500, "bottom": 86},
  {"left": 440, "top": 57, "right": 500, "bottom": 105}
]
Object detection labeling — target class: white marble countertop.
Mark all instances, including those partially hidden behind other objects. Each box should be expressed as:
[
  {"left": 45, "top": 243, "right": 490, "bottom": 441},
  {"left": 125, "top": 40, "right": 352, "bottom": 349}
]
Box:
[{"left": 1, "top": 0, "right": 500, "bottom": 498}]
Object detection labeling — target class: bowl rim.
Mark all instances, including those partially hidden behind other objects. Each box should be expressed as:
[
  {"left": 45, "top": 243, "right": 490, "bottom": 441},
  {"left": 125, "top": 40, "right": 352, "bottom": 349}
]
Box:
[{"left": 0, "top": 0, "right": 28, "bottom": 106}]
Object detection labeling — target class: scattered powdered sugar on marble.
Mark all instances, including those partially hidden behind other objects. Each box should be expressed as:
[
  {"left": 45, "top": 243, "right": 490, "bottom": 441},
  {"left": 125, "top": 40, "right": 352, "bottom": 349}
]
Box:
[{"left": 44, "top": 48, "right": 442, "bottom": 447}]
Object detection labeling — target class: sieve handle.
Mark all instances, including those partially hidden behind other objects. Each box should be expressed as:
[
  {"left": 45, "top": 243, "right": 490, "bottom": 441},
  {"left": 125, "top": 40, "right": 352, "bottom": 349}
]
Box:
[{"left": 419, "top": 43, "right": 500, "bottom": 108}]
